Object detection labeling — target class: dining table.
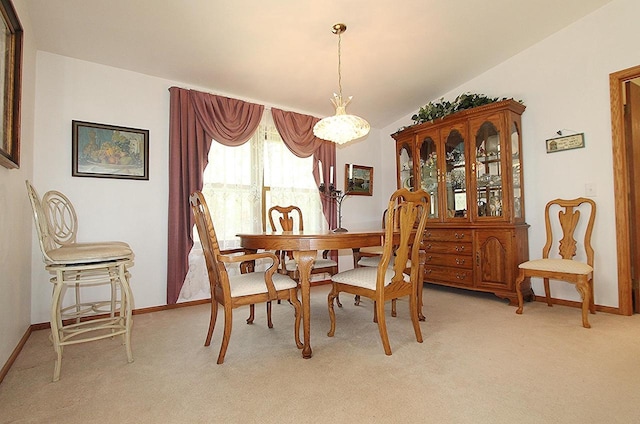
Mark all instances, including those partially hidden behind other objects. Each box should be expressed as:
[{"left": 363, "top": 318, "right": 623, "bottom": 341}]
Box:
[{"left": 237, "top": 229, "right": 386, "bottom": 359}]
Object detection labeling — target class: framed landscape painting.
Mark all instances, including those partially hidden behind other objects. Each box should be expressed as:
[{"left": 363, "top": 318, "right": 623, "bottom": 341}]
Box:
[
  {"left": 346, "top": 164, "right": 373, "bottom": 196},
  {"left": 72, "top": 120, "right": 149, "bottom": 180}
]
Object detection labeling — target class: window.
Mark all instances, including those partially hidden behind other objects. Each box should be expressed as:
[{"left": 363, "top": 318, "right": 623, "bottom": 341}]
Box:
[{"left": 179, "top": 112, "right": 327, "bottom": 301}]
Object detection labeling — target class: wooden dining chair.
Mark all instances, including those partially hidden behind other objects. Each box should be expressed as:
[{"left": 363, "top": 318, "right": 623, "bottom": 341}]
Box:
[
  {"left": 352, "top": 209, "right": 388, "bottom": 313},
  {"left": 248, "top": 205, "right": 340, "bottom": 323},
  {"left": 190, "top": 191, "right": 302, "bottom": 364},
  {"left": 327, "top": 188, "right": 428, "bottom": 355},
  {"left": 515, "top": 197, "right": 596, "bottom": 328},
  {"left": 269, "top": 205, "right": 338, "bottom": 281},
  {"left": 352, "top": 209, "right": 389, "bottom": 270},
  {"left": 351, "top": 207, "right": 425, "bottom": 320}
]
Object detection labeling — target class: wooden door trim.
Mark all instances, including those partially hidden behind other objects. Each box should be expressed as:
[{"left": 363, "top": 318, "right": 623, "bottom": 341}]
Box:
[{"left": 610, "top": 64, "right": 640, "bottom": 316}]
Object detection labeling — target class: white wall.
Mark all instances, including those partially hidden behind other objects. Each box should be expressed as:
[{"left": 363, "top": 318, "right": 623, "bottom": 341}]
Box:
[
  {"left": 32, "top": 53, "right": 173, "bottom": 323},
  {"left": 0, "top": 0, "right": 37, "bottom": 368},
  {"left": 333, "top": 127, "right": 391, "bottom": 269},
  {"left": 379, "top": 0, "right": 639, "bottom": 308}
]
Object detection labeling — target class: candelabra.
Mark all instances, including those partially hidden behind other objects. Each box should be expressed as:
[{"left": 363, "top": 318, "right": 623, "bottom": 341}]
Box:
[{"left": 319, "top": 179, "right": 354, "bottom": 232}]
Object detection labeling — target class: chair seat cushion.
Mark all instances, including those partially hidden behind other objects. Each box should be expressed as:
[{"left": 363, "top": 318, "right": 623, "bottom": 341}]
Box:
[
  {"left": 47, "top": 242, "right": 133, "bottom": 264},
  {"left": 357, "top": 256, "right": 410, "bottom": 269},
  {"left": 359, "top": 246, "right": 384, "bottom": 255},
  {"left": 519, "top": 258, "right": 593, "bottom": 274},
  {"left": 331, "top": 267, "right": 409, "bottom": 290},
  {"left": 230, "top": 272, "right": 297, "bottom": 297},
  {"left": 284, "top": 258, "right": 337, "bottom": 272},
  {"left": 358, "top": 255, "right": 401, "bottom": 268},
  {"left": 357, "top": 255, "right": 385, "bottom": 268}
]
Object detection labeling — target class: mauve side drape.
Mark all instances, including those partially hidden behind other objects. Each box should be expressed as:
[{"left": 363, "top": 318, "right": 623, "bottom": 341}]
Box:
[
  {"left": 313, "top": 141, "right": 338, "bottom": 232},
  {"left": 167, "top": 87, "right": 263, "bottom": 304},
  {"left": 271, "top": 108, "right": 337, "bottom": 232}
]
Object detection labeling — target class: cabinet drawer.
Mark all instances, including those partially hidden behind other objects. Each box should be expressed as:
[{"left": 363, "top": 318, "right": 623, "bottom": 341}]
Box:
[
  {"left": 423, "top": 265, "right": 473, "bottom": 286},
  {"left": 423, "top": 241, "right": 472, "bottom": 255},
  {"left": 424, "top": 252, "right": 472, "bottom": 269},
  {"left": 424, "top": 229, "right": 471, "bottom": 242}
]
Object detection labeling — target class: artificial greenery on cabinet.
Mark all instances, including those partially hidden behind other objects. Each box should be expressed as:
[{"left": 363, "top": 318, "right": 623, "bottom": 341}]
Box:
[{"left": 410, "top": 93, "right": 523, "bottom": 125}]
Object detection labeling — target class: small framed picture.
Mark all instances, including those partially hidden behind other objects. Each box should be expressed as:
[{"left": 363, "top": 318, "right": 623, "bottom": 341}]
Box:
[
  {"left": 72, "top": 120, "right": 149, "bottom": 180},
  {"left": 346, "top": 164, "right": 373, "bottom": 196},
  {"left": 545, "top": 133, "right": 585, "bottom": 154}
]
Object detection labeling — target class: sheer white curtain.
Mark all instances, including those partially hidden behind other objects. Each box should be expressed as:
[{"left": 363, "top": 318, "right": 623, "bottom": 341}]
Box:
[
  {"left": 263, "top": 117, "right": 327, "bottom": 232},
  {"left": 179, "top": 112, "right": 327, "bottom": 301}
]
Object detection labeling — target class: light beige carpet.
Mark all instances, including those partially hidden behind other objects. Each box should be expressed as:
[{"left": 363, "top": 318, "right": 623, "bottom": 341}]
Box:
[{"left": 1, "top": 284, "right": 640, "bottom": 424}]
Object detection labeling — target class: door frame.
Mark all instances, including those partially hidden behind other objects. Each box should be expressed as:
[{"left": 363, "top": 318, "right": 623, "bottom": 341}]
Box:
[{"left": 610, "top": 64, "right": 640, "bottom": 316}]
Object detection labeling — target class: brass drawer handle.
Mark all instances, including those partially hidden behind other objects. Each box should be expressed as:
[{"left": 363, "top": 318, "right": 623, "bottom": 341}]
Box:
[
  {"left": 455, "top": 245, "right": 465, "bottom": 252},
  {"left": 426, "top": 243, "right": 433, "bottom": 250},
  {"left": 456, "top": 273, "right": 467, "bottom": 280},
  {"left": 454, "top": 232, "right": 465, "bottom": 239},
  {"left": 455, "top": 258, "right": 465, "bottom": 265},
  {"left": 426, "top": 255, "right": 433, "bottom": 261}
]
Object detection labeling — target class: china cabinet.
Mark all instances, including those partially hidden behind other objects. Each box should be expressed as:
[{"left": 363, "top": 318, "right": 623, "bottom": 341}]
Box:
[{"left": 392, "top": 99, "right": 532, "bottom": 304}]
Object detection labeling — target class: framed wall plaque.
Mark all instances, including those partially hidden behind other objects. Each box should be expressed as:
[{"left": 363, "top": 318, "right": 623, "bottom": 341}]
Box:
[{"left": 546, "top": 133, "right": 585, "bottom": 153}]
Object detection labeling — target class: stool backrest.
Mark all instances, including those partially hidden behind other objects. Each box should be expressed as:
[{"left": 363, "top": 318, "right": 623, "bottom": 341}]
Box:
[
  {"left": 26, "top": 180, "right": 57, "bottom": 263},
  {"left": 42, "top": 190, "right": 79, "bottom": 246}
]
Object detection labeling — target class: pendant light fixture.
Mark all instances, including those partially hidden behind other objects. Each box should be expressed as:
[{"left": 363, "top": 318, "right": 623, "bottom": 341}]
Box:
[{"left": 313, "top": 23, "right": 370, "bottom": 144}]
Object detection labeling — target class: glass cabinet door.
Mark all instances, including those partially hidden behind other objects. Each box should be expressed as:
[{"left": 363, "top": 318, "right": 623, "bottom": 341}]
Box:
[
  {"left": 511, "top": 121, "right": 523, "bottom": 219},
  {"left": 397, "top": 141, "right": 413, "bottom": 190},
  {"left": 474, "top": 120, "right": 503, "bottom": 218},
  {"left": 419, "top": 135, "right": 439, "bottom": 218},
  {"left": 443, "top": 126, "right": 467, "bottom": 220}
]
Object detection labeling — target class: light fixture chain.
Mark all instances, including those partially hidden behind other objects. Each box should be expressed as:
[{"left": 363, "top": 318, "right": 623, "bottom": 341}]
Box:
[
  {"left": 337, "top": 30, "right": 342, "bottom": 98},
  {"left": 312, "top": 22, "right": 370, "bottom": 144}
]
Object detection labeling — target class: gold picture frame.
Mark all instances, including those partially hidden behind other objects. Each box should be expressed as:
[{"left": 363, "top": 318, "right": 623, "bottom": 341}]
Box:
[
  {"left": 0, "top": 0, "right": 22, "bottom": 169},
  {"left": 346, "top": 164, "right": 373, "bottom": 196}
]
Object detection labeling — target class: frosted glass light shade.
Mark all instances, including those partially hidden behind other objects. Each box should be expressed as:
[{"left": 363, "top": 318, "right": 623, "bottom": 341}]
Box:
[{"left": 313, "top": 94, "right": 370, "bottom": 144}]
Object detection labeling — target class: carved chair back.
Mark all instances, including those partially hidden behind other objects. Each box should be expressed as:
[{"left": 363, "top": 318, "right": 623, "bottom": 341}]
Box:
[
  {"left": 542, "top": 197, "right": 596, "bottom": 267},
  {"left": 268, "top": 205, "right": 304, "bottom": 232},
  {"left": 190, "top": 191, "right": 227, "bottom": 294}
]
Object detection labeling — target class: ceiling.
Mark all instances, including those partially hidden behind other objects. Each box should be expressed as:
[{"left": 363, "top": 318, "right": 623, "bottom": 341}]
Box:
[{"left": 25, "top": 0, "right": 613, "bottom": 129}]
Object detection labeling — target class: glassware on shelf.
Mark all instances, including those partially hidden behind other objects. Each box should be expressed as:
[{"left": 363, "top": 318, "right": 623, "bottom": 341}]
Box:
[
  {"left": 488, "top": 193, "right": 502, "bottom": 216},
  {"left": 403, "top": 175, "right": 413, "bottom": 190},
  {"left": 478, "top": 173, "right": 491, "bottom": 187},
  {"left": 398, "top": 145, "right": 413, "bottom": 190}
]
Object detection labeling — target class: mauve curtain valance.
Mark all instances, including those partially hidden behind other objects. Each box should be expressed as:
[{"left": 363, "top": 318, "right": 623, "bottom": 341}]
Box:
[
  {"left": 190, "top": 90, "right": 264, "bottom": 145},
  {"left": 271, "top": 108, "right": 324, "bottom": 158},
  {"left": 167, "top": 87, "right": 264, "bottom": 304}
]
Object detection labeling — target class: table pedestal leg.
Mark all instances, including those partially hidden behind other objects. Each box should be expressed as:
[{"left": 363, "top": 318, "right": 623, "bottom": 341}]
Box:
[{"left": 293, "top": 250, "right": 316, "bottom": 359}]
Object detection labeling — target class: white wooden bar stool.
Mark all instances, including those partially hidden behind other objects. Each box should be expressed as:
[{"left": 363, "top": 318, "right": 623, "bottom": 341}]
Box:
[{"left": 27, "top": 181, "right": 135, "bottom": 381}]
